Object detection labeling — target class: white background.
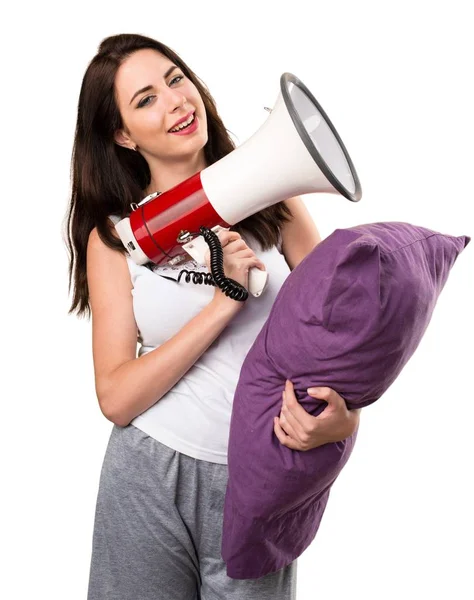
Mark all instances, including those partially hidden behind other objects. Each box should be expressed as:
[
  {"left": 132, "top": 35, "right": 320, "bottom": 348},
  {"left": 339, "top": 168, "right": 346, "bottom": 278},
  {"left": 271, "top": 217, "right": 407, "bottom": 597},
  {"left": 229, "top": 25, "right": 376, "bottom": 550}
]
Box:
[{"left": 2, "top": 1, "right": 473, "bottom": 598}]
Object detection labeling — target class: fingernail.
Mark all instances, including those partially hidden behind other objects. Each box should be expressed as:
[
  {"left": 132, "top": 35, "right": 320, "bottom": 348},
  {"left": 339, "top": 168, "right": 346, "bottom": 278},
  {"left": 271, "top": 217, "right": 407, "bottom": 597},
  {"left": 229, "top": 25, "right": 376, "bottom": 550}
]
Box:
[{"left": 307, "top": 387, "right": 321, "bottom": 394}]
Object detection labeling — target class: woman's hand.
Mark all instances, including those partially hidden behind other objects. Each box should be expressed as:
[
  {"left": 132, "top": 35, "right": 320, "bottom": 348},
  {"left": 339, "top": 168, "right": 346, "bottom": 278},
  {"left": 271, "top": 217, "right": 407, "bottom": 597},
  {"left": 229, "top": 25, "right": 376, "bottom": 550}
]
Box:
[
  {"left": 273, "top": 380, "right": 360, "bottom": 451},
  {"left": 205, "top": 229, "right": 266, "bottom": 300}
]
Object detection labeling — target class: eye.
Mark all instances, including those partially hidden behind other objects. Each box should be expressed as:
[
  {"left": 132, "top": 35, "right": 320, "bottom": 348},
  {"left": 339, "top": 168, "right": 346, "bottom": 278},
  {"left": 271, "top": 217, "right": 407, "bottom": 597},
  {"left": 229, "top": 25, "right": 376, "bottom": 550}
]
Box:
[
  {"left": 137, "top": 75, "right": 184, "bottom": 108},
  {"left": 137, "top": 95, "right": 155, "bottom": 108}
]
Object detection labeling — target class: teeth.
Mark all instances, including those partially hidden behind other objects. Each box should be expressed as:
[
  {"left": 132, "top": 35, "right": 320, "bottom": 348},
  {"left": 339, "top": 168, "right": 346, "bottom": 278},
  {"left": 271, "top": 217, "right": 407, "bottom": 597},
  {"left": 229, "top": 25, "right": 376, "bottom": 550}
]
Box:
[
  {"left": 170, "top": 113, "right": 195, "bottom": 132},
  {"left": 173, "top": 114, "right": 194, "bottom": 131}
]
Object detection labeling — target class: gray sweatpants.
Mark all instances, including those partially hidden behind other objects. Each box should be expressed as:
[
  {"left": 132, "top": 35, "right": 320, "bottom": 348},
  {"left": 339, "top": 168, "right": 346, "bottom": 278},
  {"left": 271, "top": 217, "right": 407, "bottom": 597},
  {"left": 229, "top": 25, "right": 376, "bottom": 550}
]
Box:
[{"left": 87, "top": 424, "right": 298, "bottom": 599}]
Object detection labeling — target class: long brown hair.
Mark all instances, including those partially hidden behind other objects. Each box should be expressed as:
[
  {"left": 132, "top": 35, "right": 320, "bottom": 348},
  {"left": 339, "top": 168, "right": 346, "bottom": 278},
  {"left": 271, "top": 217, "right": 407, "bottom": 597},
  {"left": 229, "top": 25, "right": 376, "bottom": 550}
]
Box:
[{"left": 63, "top": 33, "right": 293, "bottom": 319}]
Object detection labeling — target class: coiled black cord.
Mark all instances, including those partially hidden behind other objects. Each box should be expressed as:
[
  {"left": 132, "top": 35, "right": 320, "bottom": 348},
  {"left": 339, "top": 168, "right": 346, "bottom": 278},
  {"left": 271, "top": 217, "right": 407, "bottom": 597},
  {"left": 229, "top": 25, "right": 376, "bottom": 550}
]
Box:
[{"left": 177, "top": 226, "right": 249, "bottom": 302}]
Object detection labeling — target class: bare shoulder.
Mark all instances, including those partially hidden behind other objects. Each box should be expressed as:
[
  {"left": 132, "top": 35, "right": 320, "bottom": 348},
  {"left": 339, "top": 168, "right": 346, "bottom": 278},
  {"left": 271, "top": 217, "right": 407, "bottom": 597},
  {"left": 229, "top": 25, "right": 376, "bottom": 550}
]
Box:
[
  {"left": 87, "top": 225, "right": 129, "bottom": 287},
  {"left": 86, "top": 225, "right": 134, "bottom": 319}
]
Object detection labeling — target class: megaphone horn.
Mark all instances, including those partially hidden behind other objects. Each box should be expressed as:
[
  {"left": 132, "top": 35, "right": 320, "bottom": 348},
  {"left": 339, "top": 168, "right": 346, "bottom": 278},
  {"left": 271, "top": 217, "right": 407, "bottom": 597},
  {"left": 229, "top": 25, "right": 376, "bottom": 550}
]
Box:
[{"left": 202, "top": 72, "right": 361, "bottom": 227}]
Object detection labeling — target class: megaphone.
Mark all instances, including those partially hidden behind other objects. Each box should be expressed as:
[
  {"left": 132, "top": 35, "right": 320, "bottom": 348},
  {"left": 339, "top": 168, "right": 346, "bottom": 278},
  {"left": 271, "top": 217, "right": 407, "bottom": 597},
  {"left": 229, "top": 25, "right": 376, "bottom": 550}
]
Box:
[{"left": 114, "top": 72, "right": 362, "bottom": 298}]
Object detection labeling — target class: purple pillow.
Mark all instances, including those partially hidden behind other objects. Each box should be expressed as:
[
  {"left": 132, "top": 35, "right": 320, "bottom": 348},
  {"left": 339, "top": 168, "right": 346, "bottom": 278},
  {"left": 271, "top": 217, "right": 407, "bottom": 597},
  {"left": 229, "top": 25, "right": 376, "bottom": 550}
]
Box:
[{"left": 221, "top": 221, "right": 470, "bottom": 579}]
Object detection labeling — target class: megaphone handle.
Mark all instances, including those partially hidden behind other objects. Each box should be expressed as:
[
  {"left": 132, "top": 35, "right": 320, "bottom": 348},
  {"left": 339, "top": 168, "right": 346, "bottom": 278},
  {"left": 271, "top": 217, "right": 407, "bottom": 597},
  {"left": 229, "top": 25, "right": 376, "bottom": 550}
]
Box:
[{"left": 248, "top": 266, "right": 268, "bottom": 298}]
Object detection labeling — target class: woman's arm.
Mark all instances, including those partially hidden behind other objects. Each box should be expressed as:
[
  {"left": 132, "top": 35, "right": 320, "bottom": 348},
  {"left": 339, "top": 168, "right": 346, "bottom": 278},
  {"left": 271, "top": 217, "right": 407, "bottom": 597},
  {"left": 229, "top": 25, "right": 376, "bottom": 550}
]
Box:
[
  {"left": 280, "top": 196, "right": 322, "bottom": 270},
  {"left": 87, "top": 227, "right": 241, "bottom": 428},
  {"left": 275, "top": 197, "right": 360, "bottom": 449}
]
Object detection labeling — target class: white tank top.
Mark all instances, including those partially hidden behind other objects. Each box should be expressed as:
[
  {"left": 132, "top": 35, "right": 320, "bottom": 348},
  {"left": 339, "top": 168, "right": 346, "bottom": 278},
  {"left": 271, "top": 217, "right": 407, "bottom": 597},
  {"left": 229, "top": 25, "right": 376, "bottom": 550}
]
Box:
[{"left": 108, "top": 215, "right": 291, "bottom": 463}]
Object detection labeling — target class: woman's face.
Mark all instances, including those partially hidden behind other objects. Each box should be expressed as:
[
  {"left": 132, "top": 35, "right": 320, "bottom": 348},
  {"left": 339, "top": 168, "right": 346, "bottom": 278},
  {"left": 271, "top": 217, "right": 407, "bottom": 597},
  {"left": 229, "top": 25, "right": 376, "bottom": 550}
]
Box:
[{"left": 114, "top": 49, "right": 208, "bottom": 160}]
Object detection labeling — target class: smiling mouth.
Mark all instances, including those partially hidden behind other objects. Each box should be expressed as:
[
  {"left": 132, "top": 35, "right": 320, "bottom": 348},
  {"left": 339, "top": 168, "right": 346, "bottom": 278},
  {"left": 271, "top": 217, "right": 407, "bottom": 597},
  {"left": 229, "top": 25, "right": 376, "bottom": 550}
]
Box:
[{"left": 168, "top": 112, "right": 196, "bottom": 133}]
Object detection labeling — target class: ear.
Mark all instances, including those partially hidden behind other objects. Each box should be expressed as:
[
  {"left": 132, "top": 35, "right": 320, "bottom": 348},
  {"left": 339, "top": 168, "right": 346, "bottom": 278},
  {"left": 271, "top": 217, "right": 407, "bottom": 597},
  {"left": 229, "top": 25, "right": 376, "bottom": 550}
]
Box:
[{"left": 114, "top": 129, "right": 133, "bottom": 150}]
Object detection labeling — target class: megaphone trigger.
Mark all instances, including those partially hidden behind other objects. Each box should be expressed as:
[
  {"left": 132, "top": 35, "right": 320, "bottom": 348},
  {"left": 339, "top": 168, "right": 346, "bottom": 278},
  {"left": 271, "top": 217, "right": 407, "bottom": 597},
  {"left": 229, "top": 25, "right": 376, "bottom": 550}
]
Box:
[{"left": 181, "top": 234, "right": 210, "bottom": 265}]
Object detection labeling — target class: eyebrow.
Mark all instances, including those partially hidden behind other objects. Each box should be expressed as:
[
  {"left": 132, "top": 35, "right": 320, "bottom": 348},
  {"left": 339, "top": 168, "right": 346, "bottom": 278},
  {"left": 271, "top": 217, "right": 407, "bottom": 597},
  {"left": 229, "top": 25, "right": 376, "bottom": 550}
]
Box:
[{"left": 129, "top": 65, "right": 180, "bottom": 105}]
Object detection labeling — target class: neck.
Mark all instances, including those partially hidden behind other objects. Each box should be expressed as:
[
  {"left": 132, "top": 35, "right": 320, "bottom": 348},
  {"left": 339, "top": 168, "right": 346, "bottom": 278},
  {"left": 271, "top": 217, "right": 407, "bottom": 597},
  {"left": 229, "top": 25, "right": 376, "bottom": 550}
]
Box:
[{"left": 143, "top": 151, "right": 208, "bottom": 196}]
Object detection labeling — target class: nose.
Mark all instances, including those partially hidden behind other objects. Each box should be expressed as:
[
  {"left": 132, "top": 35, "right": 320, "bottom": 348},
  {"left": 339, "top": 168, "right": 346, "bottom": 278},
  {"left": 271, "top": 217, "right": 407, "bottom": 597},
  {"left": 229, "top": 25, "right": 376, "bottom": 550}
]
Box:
[{"left": 165, "top": 87, "right": 187, "bottom": 113}]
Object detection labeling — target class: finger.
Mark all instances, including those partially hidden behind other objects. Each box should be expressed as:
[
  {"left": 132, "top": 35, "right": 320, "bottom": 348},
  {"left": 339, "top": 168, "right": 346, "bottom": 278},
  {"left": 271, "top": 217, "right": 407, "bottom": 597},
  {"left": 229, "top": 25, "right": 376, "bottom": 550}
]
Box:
[
  {"left": 220, "top": 236, "right": 239, "bottom": 250},
  {"left": 283, "top": 380, "right": 315, "bottom": 431},
  {"left": 232, "top": 254, "right": 265, "bottom": 272},
  {"left": 218, "top": 229, "right": 241, "bottom": 245},
  {"left": 227, "top": 238, "right": 249, "bottom": 249},
  {"left": 251, "top": 257, "right": 266, "bottom": 271},
  {"left": 273, "top": 417, "right": 300, "bottom": 450},
  {"left": 223, "top": 241, "right": 250, "bottom": 256},
  {"left": 307, "top": 386, "right": 345, "bottom": 409},
  {"left": 233, "top": 248, "right": 256, "bottom": 259},
  {"left": 280, "top": 392, "right": 309, "bottom": 443},
  {"left": 279, "top": 401, "right": 298, "bottom": 439}
]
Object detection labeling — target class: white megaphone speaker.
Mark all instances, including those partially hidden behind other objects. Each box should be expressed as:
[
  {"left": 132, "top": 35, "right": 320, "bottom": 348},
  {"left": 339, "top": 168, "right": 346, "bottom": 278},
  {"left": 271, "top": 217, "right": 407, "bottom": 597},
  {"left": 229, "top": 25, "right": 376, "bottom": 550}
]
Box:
[{"left": 114, "top": 72, "right": 362, "bottom": 300}]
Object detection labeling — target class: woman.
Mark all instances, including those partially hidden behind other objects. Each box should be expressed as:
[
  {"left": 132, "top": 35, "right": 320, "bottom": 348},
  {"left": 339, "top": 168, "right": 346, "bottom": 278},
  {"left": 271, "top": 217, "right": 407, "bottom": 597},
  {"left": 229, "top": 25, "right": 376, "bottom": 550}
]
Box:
[{"left": 64, "top": 33, "right": 360, "bottom": 600}]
